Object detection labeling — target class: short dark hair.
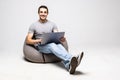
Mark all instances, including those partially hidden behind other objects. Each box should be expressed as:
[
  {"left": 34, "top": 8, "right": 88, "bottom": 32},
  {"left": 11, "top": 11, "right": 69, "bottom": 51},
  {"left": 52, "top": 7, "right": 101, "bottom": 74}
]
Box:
[{"left": 38, "top": 5, "right": 49, "bottom": 14}]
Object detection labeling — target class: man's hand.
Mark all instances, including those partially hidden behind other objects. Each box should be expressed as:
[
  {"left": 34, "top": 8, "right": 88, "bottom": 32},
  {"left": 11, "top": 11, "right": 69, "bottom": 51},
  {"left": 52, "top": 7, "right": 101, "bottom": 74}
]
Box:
[
  {"left": 60, "top": 37, "right": 66, "bottom": 42},
  {"left": 35, "top": 39, "right": 42, "bottom": 44}
]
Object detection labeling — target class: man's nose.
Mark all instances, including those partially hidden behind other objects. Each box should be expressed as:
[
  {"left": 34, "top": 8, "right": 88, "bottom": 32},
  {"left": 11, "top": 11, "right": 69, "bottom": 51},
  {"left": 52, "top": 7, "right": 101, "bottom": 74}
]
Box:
[{"left": 42, "top": 13, "right": 46, "bottom": 15}]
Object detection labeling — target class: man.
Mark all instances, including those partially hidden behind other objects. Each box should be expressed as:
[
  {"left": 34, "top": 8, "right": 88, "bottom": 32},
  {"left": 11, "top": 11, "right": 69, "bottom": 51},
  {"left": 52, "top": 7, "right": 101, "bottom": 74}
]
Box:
[{"left": 26, "top": 5, "right": 84, "bottom": 74}]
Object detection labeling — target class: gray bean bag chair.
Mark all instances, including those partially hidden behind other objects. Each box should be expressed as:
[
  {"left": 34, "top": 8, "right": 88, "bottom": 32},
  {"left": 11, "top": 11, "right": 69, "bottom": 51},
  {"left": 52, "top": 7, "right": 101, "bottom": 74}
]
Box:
[{"left": 23, "top": 38, "right": 68, "bottom": 63}]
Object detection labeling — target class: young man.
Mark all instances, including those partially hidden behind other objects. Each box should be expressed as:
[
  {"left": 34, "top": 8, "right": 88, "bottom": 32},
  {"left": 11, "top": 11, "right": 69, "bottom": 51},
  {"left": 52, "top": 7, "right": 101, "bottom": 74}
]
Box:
[{"left": 26, "top": 5, "right": 84, "bottom": 74}]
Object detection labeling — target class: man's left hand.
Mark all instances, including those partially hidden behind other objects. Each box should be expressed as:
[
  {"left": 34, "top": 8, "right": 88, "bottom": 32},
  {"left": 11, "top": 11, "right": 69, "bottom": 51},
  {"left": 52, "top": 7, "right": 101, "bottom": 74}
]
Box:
[{"left": 60, "top": 37, "right": 66, "bottom": 42}]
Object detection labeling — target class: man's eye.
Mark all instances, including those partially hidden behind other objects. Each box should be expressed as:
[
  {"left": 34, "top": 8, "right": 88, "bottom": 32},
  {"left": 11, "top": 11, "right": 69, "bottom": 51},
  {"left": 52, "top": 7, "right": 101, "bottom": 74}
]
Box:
[
  {"left": 44, "top": 11, "right": 47, "bottom": 13},
  {"left": 40, "top": 11, "right": 43, "bottom": 13}
]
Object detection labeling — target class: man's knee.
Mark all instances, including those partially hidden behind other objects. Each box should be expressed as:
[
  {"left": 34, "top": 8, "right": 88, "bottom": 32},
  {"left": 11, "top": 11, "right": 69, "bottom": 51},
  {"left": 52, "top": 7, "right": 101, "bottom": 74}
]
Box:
[
  {"left": 57, "top": 44, "right": 63, "bottom": 47},
  {"left": 48, "top": 43, "right": 57, "bottom": 48}
]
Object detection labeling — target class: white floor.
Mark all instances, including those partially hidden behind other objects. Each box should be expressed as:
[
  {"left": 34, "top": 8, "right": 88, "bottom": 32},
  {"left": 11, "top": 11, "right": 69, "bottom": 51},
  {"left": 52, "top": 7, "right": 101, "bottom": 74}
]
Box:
[{"left": 0, "top": 46, "right": 120, "bottom": 80}]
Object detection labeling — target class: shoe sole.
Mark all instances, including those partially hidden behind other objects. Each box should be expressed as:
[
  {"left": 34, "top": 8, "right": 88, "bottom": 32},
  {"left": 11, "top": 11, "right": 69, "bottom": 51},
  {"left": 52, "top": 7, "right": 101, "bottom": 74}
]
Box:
[
  {"left": 78, "top": 52, "right": 84, "bottom": 66},
  {"left": 80, "top": 52, "right": 84, "bottom": 62},
  {"left": 69, "top": 57, "right": 78, "bottom": 74}
]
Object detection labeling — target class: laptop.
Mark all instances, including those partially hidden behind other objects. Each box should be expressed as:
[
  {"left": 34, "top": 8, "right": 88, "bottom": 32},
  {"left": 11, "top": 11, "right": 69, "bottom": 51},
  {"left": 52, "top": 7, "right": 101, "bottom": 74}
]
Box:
[{"left": 37, "top": 32, "right": 65, "bottom": 45}]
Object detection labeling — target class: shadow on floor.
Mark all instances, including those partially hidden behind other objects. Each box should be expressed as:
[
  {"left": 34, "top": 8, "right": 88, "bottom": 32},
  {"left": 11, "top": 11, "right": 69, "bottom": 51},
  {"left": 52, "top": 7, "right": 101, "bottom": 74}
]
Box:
[
  {"left": 23, "top": 57, "right": 87, "bottom": 75},
  {"left": 53, "top": 62, "right": 86, "bottom": 75}
]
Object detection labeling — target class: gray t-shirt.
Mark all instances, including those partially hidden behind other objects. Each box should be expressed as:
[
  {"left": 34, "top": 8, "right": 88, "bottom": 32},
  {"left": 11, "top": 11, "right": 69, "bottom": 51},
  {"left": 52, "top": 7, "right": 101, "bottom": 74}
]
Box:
[{"left": 28, "top": 20, "right": 58, "bottom": 39}]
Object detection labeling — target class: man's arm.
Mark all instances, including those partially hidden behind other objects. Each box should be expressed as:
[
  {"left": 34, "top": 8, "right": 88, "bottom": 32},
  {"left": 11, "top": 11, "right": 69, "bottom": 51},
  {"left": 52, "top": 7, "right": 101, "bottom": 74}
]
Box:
[
  {"left": 26, "top": 33, "right": 42, "bottom": 45},
  {"left": 53, "top": 29, "right": 58, "bottom": 32}
]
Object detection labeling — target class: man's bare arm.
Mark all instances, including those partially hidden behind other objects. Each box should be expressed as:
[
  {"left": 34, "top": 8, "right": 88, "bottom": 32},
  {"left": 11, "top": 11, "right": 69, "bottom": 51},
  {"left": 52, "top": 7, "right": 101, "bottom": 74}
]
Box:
[
  {"left": 26, "top": 33, "right": 42, "bottom": 45},
  {"left": 53, "top": 29, "right": 58, "bottom": 32}
]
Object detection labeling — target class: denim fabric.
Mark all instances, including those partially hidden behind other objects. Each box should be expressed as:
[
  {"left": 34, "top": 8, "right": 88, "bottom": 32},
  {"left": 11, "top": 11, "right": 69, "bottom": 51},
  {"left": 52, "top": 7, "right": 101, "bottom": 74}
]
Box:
[{"left": 37, "top": 43, "right": 72, "bottom": 69}]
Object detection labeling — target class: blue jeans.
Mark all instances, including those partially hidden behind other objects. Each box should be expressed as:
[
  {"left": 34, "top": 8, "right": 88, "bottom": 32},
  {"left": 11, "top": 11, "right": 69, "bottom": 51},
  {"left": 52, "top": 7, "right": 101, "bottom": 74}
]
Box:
[{"left": 37, "top": 43, "right": 72, "bottom": 70}]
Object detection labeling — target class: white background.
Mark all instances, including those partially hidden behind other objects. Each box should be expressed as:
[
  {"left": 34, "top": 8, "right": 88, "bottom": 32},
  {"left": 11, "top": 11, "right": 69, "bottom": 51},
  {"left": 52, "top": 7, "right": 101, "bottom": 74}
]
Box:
[
  {"left": 0, "top": 0, "right": 120, "bottom": 52},
  {"left": 0, "top": 1, "right": 120, "bottom": 80}
]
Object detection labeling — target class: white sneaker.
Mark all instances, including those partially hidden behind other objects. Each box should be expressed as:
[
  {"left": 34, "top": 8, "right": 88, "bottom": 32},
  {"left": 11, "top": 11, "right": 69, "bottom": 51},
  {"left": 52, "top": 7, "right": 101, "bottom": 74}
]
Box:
[
  {"left": 69, "top": 57, "right": 78, "bottom": 74},
  {"left": 76, "top": 52, "right": 84, "bottom": 66}
]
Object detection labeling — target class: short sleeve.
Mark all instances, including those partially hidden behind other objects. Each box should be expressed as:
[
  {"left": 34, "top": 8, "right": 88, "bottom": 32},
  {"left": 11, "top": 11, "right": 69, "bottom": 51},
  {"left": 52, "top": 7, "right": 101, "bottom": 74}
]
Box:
[
  {"left": 52, "top": 23, "right": 58, "bottom": 31},
  {"left": 28, "top": 24, "right": 35, "bottom": 34}
]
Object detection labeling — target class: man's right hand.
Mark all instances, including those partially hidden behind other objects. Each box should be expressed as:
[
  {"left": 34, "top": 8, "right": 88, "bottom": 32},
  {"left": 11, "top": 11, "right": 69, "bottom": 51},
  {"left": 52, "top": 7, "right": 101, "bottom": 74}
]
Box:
[{"left": 35, "top": 39, "right": 42, "bottom": 44}]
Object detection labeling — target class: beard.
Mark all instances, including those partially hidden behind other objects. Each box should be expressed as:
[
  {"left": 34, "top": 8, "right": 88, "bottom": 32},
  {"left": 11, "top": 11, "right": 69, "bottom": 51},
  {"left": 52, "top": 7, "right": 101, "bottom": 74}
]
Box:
[{"left": 40, "top": 15, "right": 47, "bottom": 20}]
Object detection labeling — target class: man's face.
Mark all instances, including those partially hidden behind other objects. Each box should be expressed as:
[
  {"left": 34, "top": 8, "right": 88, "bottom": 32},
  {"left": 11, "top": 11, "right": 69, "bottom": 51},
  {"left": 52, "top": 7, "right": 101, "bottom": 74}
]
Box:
[{"left": 39, "top": 8, "right": 48, "bottom": 21}]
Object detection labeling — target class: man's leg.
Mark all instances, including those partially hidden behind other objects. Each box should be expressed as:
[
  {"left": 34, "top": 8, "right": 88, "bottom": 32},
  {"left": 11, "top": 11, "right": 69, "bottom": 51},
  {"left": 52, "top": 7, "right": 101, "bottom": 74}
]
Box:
[
  {"left": 38, "top": 43, "right": 72, "bottom": 61},
  {"left": 38, "top": 43, "right": 77, "bottom": 73}
]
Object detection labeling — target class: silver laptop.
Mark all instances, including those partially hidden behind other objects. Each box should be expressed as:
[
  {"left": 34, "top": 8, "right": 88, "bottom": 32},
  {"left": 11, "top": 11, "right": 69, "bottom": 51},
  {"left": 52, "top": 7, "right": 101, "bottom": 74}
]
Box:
[{"left": 38, "top": 32, "right": 65, "bottom": 45}]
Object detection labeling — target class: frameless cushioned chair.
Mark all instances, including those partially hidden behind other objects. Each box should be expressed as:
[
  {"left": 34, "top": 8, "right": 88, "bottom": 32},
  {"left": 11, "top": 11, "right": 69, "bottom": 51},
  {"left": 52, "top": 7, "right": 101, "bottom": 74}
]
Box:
[{"left": 23, "top": 36, "right": 68, "bottom": 63}]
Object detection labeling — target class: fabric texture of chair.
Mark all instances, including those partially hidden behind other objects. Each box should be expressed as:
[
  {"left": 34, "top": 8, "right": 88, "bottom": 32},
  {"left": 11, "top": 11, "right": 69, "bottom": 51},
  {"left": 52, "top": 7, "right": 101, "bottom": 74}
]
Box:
[{"left": 23, "top": 38, "right": 68, "bottom": 63}]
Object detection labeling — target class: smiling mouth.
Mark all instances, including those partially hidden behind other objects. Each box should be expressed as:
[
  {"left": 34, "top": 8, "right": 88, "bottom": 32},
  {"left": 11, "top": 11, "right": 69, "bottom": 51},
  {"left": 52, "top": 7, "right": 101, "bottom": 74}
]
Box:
[{"left": 41, "top": 15, "right": 46, "bottom": 17}]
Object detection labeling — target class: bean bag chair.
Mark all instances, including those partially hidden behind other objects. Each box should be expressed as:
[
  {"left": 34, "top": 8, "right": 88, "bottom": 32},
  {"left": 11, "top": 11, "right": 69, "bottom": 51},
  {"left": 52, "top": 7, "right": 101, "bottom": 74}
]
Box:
[{"left": 23, "top": 37, "right": 68, "bottom": 63}]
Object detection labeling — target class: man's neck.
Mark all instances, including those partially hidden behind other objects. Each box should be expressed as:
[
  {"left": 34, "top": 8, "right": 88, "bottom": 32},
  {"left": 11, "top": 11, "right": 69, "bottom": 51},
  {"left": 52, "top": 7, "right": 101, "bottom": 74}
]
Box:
[{"left": 39, "top": 19, "right": 48, "bottom": 23}]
